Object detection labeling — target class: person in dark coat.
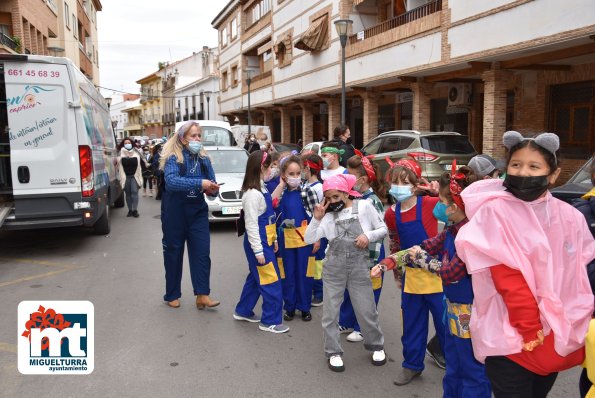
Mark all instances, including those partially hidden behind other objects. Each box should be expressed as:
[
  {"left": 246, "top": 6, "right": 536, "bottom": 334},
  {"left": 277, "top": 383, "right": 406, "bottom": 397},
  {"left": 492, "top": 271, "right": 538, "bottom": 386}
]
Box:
[
  {"left": 244, "top": 133, "right": 261, "bottom": 153},
  {"left": 331, "top": 125, "right": 356, "bottom": 168}
]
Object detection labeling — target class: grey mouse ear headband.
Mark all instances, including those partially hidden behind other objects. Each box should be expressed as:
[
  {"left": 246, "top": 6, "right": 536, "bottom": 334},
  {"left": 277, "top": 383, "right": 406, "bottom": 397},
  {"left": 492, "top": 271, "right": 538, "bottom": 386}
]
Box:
[{"left": 502, "top": 131, "right": 559, "bottom": 163}]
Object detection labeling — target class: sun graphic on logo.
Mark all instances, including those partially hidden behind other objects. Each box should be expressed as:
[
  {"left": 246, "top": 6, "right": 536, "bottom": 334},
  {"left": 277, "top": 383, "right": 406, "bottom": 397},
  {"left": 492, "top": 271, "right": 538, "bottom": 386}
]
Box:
[{"left": 24, "top": 94, "right": 36, "bottom": 106}]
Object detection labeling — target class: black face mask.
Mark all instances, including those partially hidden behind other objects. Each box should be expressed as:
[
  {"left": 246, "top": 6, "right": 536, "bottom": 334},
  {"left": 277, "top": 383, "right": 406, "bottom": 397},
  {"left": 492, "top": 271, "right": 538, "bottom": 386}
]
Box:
[
  {"left": 503, "top": 174, "right": 549, "bottom": 202},
  {"left": 327, "top": 200, "right": 345, "bottom": 213}
]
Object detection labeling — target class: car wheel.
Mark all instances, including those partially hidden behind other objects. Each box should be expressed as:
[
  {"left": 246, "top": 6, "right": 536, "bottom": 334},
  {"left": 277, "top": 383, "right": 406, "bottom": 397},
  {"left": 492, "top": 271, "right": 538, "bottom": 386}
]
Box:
[{"left": 93, "top": 203, "right": 111, "bottom": 235}]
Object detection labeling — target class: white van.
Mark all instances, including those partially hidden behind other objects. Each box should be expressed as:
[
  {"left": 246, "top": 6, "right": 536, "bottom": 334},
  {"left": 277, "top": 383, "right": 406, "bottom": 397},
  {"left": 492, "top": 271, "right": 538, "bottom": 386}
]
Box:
[
  {"left": 174, "top": 120, "right": 237, "bottom": 146},
  {"left": 0, "top": 54, "right": 123, "bottom": 234}
]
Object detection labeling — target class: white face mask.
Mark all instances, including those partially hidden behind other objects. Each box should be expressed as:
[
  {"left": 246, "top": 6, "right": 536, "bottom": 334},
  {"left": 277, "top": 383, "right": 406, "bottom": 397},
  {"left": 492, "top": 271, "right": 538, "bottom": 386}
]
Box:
[
  {"left": 269, "top": 167, "right": 279, "bottom": 179},
  {"left": 286, "top": 177, "right": 301, "bottom": 189}
]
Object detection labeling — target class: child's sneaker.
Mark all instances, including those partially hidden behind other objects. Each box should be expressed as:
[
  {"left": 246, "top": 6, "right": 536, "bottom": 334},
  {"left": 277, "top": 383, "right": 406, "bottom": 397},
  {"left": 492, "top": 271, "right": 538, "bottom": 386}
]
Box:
[
  {"left": 426, "top": 334, "right": 446, "bottom": 369},
  {"left": 258, "top": 323, "right": 290, "bottom": 334},
  {"left": 346, "top": 331, "right": 363, "bottom": 342},
  {"left": 338, "top": 325, "right": 353, "bottom": 334},
  {"left": 328, "top": 355, "right": 345, "bottom": 372},
  {"left": 372, "top": 349, "right": 387, "bottom": 366},
  {"left": 283, "top": 310, "right": 295, "bottom": 321},
  {"left": 233, "top": 312, "right": 261, "bottom": 323},
  {"left": 311, "top": 297, "right": 323, "bottom": 307}
]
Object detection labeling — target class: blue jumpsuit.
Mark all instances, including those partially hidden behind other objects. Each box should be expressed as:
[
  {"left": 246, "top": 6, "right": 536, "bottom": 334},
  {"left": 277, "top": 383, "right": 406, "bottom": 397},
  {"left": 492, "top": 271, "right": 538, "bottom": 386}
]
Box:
[
  {"left": 441, "top": 232, "right": 491, "bottom": 398},
  {"left": 339, "top": 191, "right": 385, "bottom": 331},
  {"left": 396, "top": 196, "right": 445, "bottom": 372},
  {"left": 279, "top": 189, "right": 314, "bottom": 313},
  {"left": 162, "top": 151, "right": 215, "bottom": 302},
  {"left": 235, "top": 189, "right": 284, "bottom": 326}
]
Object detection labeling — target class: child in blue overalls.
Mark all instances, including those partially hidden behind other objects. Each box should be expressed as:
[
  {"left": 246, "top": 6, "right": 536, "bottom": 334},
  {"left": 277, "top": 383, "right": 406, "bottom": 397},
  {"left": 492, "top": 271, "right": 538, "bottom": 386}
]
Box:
[
  {"left": 272, "top": 155, "right": 315, "bottom": 322},
  {"left": 339, "top": 152, "right": 387, "bottom": 342},
  {"left": 234, "top": 150, "right": 289, "bottom": 334},
  {"left": 373, "top": 166, "right": 491, "bottom": 397},
  {"left": 382, "top": 160, "right": 445, "bottom": 386},
  {"left": 301, "top": 154, "right": 326, "bottom": 307}
]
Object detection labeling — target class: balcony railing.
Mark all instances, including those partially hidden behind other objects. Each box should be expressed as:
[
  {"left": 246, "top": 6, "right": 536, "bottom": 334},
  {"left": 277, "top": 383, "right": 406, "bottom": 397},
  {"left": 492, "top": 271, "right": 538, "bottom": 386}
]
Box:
[
  {"left": 349, "top": 0, "right": 442, "bottom": 45},
  {"left": 0, "top": 34, "right": 18, "bottom": 52}
]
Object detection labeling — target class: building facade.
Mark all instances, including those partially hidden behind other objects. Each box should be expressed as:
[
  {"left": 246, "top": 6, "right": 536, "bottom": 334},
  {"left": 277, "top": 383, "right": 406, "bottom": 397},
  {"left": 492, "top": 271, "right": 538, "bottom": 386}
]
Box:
[
  {"left": 0, "top": 0, "right": 102, "bottom": 84},
  {"left": 212, "top": 0, "right": 595, "bottom": 180},
  {"left": 122, "top": 101, "right": 143, "bottom": 139},
  {"left": 136, "top": 71, "right": 164, "bottom": 139},
  {"left": 108, "top": 93, "right": 140, "bottom": 139}
]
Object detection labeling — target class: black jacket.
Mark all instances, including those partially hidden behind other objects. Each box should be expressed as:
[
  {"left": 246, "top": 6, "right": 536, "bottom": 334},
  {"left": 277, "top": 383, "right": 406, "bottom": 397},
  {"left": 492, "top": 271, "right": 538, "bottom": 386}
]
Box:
[
  {"left": 244, "top": 142, "right": 260, "bottom": 153},
  {"left": 332, "top": 139, "right": 356, "bottom": 168}
]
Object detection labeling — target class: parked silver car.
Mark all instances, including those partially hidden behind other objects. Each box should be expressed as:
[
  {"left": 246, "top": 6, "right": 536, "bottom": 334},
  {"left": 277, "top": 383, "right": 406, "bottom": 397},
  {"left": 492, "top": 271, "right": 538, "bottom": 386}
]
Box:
[{"left": 205, "top": 146, "right": 248, "bottom": 222}]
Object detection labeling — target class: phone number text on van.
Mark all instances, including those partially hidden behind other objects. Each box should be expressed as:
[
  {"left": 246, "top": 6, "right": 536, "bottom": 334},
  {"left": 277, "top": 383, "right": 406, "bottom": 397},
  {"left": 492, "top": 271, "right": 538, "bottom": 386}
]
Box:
[{"left": 6, "top": 69, "right": 61, "bottom": 78}]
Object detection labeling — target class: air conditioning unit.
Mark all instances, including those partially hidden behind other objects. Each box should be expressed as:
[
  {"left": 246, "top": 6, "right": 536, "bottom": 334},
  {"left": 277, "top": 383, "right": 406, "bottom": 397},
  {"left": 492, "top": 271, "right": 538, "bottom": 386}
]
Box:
[{"left": 447, "top": 83, "right": 472, "bottom": 106}]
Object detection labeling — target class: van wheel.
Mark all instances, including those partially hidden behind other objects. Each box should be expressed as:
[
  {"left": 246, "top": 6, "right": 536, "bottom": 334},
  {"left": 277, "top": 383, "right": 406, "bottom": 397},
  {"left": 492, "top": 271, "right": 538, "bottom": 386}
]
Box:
[
  {"left": 113, "top": 192, "right": 125, "bottom": 208},
  {"left": 93, "top": 204, "right": 111, "bottom": 235}
]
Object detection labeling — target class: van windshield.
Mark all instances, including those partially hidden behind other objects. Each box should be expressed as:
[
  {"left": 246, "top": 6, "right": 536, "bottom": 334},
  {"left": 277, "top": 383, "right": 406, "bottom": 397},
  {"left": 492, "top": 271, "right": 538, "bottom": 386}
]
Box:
[
  {"left": 201, "top": 127, "right": 234, "bottom": 146},
  {"left": 421, "top": 135, "right": 476, "bottom": 154},
  {"left": 208, "top": 150, "right": 247, "bottom": 174}
]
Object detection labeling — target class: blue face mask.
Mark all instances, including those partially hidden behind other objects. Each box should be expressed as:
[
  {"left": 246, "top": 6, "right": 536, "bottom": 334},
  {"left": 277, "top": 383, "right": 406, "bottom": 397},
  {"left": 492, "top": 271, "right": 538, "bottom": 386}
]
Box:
[
  {"left": 188, "top": 141, "right": 203, "bottom": 154},
  {"left": 124, "top": 143, "right": 132, "bottom": 150},
  {"left": 389, "top": 184, "right": 413, "bottom": 202},
  {"left": 432, "top": 201, "right": 450, "bottom": 223}
]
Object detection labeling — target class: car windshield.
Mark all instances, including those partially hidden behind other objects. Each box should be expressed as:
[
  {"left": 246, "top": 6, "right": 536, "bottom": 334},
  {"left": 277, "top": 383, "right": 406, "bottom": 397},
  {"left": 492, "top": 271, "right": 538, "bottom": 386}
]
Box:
[
  {"left": 201, "top": 127, "right": 234, "bottom": 146},
  {"left": 208, "top": 150, "right": 247, "bottom": 174},
  {"left": 570, "top": 157, "right": 593, "bottom": 185},
  {"left": 421, "top": 135, "right": 475, "bottom": 154}
]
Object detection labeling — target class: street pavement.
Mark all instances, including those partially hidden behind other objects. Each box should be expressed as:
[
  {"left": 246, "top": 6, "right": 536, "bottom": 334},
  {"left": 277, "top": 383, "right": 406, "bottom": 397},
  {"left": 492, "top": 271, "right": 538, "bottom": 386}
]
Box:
[{"left": 0, "top": 195, "right": 582, "bottom": 397}]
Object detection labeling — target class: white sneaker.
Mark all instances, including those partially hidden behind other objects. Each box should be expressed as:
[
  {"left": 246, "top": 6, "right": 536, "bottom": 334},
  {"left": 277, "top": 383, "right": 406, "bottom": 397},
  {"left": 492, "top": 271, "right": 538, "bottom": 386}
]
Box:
[
  {"left": 258, "top": 323, "right": 290, "bottom": 334},
  {"left": 328, "top": 355, "right": 345, "bottom": 372},
  {"left": 346, "top": 331, "right": 363, "bottom": 342},
  {"left": 372, "top": 349, "right": 387, "bottom": 366},
  {"left": 233, "top": 312, "right": 261, "bottom": 323},
  {"left": 338, "top": 325, "right": 353, "bottom": 334}
]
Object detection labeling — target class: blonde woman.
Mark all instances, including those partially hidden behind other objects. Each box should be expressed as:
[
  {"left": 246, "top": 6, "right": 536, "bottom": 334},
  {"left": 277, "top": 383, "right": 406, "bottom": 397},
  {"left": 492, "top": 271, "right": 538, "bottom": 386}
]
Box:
[
  {"left": 159, "top": 121, "right": 221, "bottom": 309},
  {"left": 119, "top": 137, "right": 144, "bottom": 217}
]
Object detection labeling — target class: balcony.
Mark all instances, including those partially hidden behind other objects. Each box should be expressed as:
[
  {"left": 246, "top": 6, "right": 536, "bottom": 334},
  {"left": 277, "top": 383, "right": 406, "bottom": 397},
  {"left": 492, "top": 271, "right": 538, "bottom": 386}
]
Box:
[
  {"left": 242, "top": 70, "right": 273, "bottom": 94},
  {"left": 347, "top": 0, "right": 442, "bottom": 56},
  {"left": 0, "top": 34, "right": 19, "bottom": 53}
]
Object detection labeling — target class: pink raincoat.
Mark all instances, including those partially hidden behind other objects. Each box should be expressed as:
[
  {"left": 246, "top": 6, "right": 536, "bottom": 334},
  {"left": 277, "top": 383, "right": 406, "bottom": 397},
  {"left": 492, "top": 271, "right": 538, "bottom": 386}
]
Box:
[{"left": 455, "top": 179, "right": 595, "bottom": 363}]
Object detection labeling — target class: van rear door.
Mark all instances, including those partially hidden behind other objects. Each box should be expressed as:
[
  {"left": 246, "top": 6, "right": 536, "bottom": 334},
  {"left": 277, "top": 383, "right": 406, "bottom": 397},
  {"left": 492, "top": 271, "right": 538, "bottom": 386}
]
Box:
[{"left": 4, "top": 60, "right": 79, "bottom": 215}]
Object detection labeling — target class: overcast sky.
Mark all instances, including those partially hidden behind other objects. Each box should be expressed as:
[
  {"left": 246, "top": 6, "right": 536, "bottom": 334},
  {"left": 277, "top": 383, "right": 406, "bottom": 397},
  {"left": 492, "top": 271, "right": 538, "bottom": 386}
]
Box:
[{"left": 97, "top": 0, "right": 224, "bottom": 97}]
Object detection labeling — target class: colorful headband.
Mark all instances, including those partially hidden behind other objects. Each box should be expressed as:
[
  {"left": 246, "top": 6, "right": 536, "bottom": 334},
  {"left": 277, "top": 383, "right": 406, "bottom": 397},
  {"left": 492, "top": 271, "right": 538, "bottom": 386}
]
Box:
[
  {"left": 449, "top": 159, "right": 465, "bottom": 211},
  {"left": 322, "top": 174, "right": 362, "bottom": 198},
  {"left": 354, "top": 150, "right": 376, "bottom": 182},
  {"left": 321, "top": 147, "right": 345, "bottom": 155},
  {"left": 261, "top": 151, "right": 268, "bottom": 166},
  {"left": 304, "top": 159, "right": 322, "bottom": 171}
]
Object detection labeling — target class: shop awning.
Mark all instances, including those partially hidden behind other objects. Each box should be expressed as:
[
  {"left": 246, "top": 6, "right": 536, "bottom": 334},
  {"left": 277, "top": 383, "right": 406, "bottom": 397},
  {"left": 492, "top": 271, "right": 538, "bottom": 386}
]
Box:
[{"left": 294, "top": 15, "right": 328, "bottom": 52}]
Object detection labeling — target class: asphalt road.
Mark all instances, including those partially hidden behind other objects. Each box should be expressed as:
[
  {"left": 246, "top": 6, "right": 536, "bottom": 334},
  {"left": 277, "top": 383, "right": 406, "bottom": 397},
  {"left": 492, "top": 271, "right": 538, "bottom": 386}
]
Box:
[{"left": 0, "top": 195, "right": 582, "bottom": 397}]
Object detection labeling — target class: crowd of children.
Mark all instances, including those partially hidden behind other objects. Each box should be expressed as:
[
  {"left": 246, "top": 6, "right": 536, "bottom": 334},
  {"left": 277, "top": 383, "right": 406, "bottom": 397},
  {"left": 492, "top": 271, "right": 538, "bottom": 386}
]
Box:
[{"left": 231, "top": 131, "right": 595, "bottom": 397}]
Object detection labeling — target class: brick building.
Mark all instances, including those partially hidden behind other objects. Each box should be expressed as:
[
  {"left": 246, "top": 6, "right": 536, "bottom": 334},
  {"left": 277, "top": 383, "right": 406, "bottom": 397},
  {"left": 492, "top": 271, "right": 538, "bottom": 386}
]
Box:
[
  {"left": 212, "top": 0, "right": 595, "bottom": 179},
  {"left": 0, "top": 0, "right": 102, "bottom": 84}
]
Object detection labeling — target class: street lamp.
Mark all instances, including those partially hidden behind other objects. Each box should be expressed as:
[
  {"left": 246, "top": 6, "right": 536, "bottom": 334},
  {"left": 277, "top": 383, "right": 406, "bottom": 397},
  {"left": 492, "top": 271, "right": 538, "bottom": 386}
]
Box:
[
  {"left": 204, "top": 91, "right": 212, "bottom": 120},
  {"left": 243, "top": 70, "right": 254, "bottom": 136},
  {"left": 334, "top": 19, "right": 353, "bottom": 127},
  {"left": 105, "top": 97, "right": 112, "bottom": 110}
]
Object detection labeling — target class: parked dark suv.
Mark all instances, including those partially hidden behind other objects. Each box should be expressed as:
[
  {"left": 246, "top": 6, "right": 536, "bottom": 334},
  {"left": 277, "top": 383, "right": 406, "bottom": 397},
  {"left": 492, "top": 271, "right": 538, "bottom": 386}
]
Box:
[{"left": 361, "top": 130, "right": 477, "bottom": 180}]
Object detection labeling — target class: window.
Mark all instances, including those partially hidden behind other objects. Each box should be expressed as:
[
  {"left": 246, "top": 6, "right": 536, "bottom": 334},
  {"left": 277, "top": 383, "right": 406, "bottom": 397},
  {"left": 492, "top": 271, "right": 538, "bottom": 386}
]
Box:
[
  {"left": 221, "top": 26, "right": 228, "bottom": 47},
  {"left": 221, "top": 70, "right": 228, "bottom": 91},
  {"left": 230, "top": 17, "right": 238, "bottom": 40},
  {"left": 0, "top": 25, "right": 10, "bottom": 36},
  {"left": 64, "top": 2, "right": 70, "bottom": 29},
  {"left": 72, "top": 14, "right": 78, "bottom": 38},
  {"left": 231, "top": 65, "right": 238, "bottom": 87},
  {"left": 246, "top": 0, "right": 271, "bottom": 27}
]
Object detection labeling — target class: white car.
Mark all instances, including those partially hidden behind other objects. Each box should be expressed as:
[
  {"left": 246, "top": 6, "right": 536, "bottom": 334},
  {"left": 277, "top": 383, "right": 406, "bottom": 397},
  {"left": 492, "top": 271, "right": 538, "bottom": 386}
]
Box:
[
  {"left": 175, "top": 120, "right": 237, "bottom": 147},
  {"left": 300, "top": 141, "right": 326, "bottom": 156},
  {"left": 204, "top": 146, "right": 247, "bottom": 222}
]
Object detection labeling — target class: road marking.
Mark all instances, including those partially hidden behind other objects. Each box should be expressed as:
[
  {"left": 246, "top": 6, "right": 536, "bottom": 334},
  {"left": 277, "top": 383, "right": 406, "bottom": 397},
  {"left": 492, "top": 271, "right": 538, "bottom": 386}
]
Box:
[
  {"left": 0, "top": 342, "right": 17, "bottom": 353},
  {"left": 0, "top": 257, "right": 82, "bottom": 288}
]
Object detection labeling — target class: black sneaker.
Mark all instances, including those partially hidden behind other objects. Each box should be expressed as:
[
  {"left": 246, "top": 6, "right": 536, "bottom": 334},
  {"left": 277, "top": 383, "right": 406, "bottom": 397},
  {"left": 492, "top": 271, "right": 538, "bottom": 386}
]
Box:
[
  {"left": 283, "top": 310, "right": 295, "bottom": 321},
  {"left": 311, "top": 297, "right": 323, "bottom": 307},
  {"left": 426, "top": 334, "right": 446, "bottom": 369},
  {"left": 126, "top": 211, "right": 133, "bottom": 217},
  {"left": 132, "top": 210, "right": 139, "bottom": 218},
  {"left": 301, "top": 311, "right": 312, "bottom": 322}
]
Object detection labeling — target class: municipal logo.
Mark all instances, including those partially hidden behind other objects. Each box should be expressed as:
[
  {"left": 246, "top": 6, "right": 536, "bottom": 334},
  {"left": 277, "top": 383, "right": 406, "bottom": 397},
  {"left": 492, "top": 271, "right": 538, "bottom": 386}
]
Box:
[{"left": 18, "top": 301, "right": 94, "bottom": 374}]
